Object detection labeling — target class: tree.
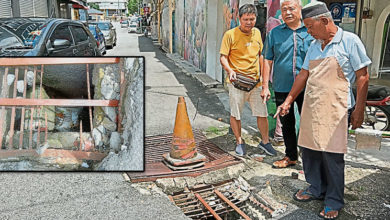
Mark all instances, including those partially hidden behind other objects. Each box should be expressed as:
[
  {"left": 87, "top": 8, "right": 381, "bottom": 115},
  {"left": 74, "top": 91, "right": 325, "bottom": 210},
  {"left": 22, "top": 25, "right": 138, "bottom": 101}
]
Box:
[
  {"left": 128, "top": 0, "right": 139, "bottom": 15},
  {"left": 89, "top": 3, "right": 100, "bottom": 10}
]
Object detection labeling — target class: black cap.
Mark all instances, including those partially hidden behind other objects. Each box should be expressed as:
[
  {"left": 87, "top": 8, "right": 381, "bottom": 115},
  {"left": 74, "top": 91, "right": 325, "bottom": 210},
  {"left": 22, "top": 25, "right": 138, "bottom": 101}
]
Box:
[{"left": 302, "top": 1, "right": 330, "bottom": 19}]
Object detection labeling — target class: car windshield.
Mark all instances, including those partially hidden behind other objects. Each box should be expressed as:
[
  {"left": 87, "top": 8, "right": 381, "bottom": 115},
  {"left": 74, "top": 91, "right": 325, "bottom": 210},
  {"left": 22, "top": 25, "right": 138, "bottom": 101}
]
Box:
[
  {"left": 130, "top": 17, "right": 137, "bottom": 22},
  {"left": 96, "top": 23, "right": 110, "bottom": 30},
  {"left": 0, "top": 19, "right": 47, "bottom": 49},
  {"left": 130, "top": 25, "right": 137, "bottom": 28}
]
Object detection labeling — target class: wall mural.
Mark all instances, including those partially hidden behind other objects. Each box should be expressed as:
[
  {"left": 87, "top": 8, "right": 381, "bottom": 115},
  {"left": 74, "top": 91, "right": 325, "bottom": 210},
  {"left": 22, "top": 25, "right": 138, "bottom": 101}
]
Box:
[
  {"left": 183, "top": 0, "right": 208, "bottom": 71},
  {"left": 222, "top": 0, "right": 240, "bottom": 33},
  {"left": 174, "top": 0, "right": 185, "bottom": 57}
]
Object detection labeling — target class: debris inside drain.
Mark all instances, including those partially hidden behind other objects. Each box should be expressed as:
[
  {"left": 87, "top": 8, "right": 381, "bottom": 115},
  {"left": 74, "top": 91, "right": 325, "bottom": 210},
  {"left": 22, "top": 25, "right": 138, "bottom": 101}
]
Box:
[{"left": 169, "top": 177, "right": 287, "bottom": 219}]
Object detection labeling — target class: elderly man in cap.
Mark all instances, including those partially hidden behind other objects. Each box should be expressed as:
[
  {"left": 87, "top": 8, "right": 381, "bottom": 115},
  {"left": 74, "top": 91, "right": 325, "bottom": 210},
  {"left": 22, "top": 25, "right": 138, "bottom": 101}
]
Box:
[
  {"left": 262, "top": 0, "right": 314, "bottom": 169},
  {"left": 275, "top": 1, "right": 370, "bottom": 219}
]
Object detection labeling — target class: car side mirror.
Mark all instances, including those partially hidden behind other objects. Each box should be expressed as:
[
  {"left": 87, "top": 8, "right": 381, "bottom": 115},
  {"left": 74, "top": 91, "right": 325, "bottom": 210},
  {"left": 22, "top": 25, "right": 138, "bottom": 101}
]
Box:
[{"left": 52, "top": 39, "right": 71, "bottom": 49}]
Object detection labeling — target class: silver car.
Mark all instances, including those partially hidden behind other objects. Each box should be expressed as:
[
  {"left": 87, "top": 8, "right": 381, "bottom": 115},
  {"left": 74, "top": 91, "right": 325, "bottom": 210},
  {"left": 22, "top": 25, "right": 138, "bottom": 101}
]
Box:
[
  {"left": 90, "top": 21, "right": 117, "bottom": 49},
  {"left": 120, "top": 20, "right": 128, "bottom": 28},
  {"left": 128, "top": 23, "right": 137, "bottom": 33}
]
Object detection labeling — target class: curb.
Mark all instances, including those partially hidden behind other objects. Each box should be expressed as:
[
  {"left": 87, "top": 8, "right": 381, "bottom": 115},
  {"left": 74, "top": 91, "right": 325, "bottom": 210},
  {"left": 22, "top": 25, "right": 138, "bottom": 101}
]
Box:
[{"left": 165, "top": 53, "right": 222, "bottom": 88}]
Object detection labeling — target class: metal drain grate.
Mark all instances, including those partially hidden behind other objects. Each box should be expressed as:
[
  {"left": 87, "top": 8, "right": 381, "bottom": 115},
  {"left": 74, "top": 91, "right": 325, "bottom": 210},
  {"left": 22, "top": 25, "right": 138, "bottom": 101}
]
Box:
[
  {"left": 169, "top": 180, "right": 250, "bottom": 219},
  {"left": 127, "top": 130, "right": 242, "bottom": 182}
]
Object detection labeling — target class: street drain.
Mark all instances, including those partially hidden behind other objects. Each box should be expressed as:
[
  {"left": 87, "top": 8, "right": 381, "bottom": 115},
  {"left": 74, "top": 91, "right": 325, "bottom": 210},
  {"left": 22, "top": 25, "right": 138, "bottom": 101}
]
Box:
[
  {"left": 127, "top": 130, "right": 242, "bottom": 182},
  {"left": 168, "top": 179, "right": 289, "bottom": 219},
  {"left": 169, "top": 180, "right": 250, "bottom": 219}
]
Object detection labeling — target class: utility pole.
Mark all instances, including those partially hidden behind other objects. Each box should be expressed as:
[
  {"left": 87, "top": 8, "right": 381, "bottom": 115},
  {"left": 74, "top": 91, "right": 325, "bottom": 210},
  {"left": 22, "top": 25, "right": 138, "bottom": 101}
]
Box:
[
  {"left": 139, "top": 0, "right": 142, "bottom": 15},
  {"left": 157, "top": 0, "right": 164, "bottom": 44},
  {"left": 169, "top": 0, "right": 172, "bottom": 53}
]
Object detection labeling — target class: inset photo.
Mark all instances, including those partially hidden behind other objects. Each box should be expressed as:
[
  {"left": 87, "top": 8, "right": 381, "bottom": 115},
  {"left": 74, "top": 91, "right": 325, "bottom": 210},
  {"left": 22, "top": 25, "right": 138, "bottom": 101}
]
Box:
[{"left": 0, "top": 57, "right": 144, "bottom": 171}]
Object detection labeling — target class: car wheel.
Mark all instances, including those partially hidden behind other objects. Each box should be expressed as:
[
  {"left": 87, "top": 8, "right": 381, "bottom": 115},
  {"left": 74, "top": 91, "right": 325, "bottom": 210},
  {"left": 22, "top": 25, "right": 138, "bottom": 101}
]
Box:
[{"left": 102, "top": 42, "right": 106, "bottom": 54}]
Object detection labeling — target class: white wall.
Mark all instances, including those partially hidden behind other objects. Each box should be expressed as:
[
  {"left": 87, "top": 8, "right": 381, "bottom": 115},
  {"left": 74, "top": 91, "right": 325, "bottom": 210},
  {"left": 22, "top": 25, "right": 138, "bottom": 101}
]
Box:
[
  {"left": 206, "top": 0, "right": 224, "bottom": 82},
  {"left": 239, "top": 0, "right": 254, "bottom": 7},
  {"left": 365, "top": 0, "right": 390, "bottom": 77}
]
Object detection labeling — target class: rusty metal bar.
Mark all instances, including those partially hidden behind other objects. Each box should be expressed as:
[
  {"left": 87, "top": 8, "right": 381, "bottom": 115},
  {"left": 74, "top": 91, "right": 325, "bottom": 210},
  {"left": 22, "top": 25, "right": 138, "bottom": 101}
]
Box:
[
  {"left": 9, "top": 67, "right": 19, "bottom": 149},
  {"left": 19, "top": 68, "right": 28, "bottom": 149},
  {"left": 0, "top": 99, "right": 119, "bottom": 107},
  {"left": 215, "top": 189, "right": 251, "bottom": 220},
  {"left": 184, "top": 199, "right": 245, "bottom": 219},
  {"left": 174, "top": 193, "right": 237, "bottom": 206},
  {"left": 36, "top": 65, "right": 44, "bottom": 148},
  {"left": 29, "top": 66, "right": 37, "bottom": 149},
  {"left": 36, "top": 113, "right": 41, "bottom": 147},
  {"left": 44, "top": 112, "right": 48, "bottom": 143},
  {"left": 249, "top": 196, "right": 274, "bottom": 215},
  {"left": 0, "top": 58, "right": 120, "bottom": 66},
  {"left": 39, "top": 65, "right": 43, "bottom": 98},
  {"left": 118, "top": 60, "right": 124, "bottom": 132},
  {"left": 79, "top": 120, "right": 83, "bottom": 151},
  {"left": 86, "top": 64, "right": 94, "bottom": 151},
  {"left": 194, "top": 193, "right": 222, "bottom": 220}
]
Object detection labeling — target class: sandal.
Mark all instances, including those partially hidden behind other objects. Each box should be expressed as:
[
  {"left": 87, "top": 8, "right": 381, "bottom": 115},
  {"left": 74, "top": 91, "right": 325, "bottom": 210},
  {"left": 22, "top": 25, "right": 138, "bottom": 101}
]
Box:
[
  {"left": 272, "top": 156, "right": 297, "bottom": 168},
  {"left": 293, "top": 189, "right": 324, "bottom": 202},
  {"left": 319, "top": 206, "right": 340, "bottom": 220}
]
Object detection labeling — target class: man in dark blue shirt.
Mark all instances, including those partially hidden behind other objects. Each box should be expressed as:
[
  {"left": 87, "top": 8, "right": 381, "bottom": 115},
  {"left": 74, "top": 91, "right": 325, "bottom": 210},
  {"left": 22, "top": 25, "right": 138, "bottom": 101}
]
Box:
[{"left": 261, "top": 0, "right": 313, "bottom": 168}]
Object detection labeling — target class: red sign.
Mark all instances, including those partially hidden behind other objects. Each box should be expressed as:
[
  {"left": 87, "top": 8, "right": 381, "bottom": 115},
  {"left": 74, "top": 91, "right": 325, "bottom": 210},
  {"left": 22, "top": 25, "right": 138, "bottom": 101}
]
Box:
[{"left": 143, "top": 7, "right": 150, "bottom": 14}]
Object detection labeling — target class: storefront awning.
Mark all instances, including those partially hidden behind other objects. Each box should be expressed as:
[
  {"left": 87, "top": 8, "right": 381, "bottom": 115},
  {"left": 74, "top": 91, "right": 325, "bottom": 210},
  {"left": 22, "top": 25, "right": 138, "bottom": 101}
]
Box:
[{"left": 70, "top": 0, "right": 89, "bottom": 10}]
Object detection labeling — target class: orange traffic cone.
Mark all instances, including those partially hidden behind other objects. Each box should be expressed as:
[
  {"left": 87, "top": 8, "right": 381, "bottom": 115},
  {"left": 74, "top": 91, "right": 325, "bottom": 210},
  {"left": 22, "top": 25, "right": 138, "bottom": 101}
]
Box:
[{"left": 163, "top": 97, "right": 206, "bottom": 170}]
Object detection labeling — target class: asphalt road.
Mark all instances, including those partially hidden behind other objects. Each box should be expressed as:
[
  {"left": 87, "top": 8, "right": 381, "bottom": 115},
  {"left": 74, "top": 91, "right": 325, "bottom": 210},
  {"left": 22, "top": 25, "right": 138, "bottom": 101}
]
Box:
[
  {"left": 105, "top": 22, "right": 142, "bottom": 56},
  {"left": 0, "top": 173, "right": 188, "bottom": 219}
]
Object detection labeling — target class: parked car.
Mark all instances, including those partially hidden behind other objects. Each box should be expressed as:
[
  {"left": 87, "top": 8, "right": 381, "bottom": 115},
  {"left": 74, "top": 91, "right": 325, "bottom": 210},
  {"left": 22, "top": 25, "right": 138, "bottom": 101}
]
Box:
[
  {"left": 128, "top": 23, "right": 137, "bottom": 33},
  {"left": 89, "top": 21, "right": 116, "bottom": 49},
  {"left": 120, "top": 20, "right": 128, "bottom": 28},
  {"left": 0, "top": 18, "right": 101, "bottom": 56},
  {"left": 88, "top": 24, "right": 106, "bottom": 55}
]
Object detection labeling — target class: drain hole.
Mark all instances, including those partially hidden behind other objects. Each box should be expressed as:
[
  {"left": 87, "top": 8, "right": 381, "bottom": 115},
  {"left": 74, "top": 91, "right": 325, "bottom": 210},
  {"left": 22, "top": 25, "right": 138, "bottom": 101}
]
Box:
[{"left": 54, "top": 106, "right": 93, "bottom": 132}]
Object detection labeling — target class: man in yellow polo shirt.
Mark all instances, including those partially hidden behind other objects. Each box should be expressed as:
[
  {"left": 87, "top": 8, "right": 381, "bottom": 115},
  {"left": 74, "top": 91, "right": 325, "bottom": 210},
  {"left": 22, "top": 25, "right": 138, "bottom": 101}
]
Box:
[{"left": 220, "top": 4, "right": 275, "bottom": 156}]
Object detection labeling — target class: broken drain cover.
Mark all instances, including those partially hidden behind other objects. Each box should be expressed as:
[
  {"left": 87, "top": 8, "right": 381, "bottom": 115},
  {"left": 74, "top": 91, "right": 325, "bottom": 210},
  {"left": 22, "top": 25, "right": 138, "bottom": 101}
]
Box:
[{"left": 168, "top": 180, "right": 251, "bottom": 219}]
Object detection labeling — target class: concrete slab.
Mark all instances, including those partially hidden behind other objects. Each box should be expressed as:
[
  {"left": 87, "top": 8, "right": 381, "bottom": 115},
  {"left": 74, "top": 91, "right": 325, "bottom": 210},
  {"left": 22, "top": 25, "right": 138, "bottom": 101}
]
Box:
[{"left": 193, "top": 73, "right": 221, "bottom": 88}]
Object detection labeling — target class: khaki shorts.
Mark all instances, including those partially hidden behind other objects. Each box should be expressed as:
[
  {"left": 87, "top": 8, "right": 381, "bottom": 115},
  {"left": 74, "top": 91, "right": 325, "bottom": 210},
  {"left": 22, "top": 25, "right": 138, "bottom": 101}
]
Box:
[{"left": 228, "top": 83, "right": 268, "bottom": 120}]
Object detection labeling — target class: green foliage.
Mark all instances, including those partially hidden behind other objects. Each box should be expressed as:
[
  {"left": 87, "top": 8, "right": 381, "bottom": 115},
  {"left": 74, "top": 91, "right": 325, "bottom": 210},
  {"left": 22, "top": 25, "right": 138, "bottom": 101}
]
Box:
[
  {"left": 89, "top": 3, "right": 100, "bottom": 10},
  {"left": 205, "top": 126, "right": 228, "bottom": 136},
  {"left": 128, "top": 0, "right": 139, "bottom": 15}
]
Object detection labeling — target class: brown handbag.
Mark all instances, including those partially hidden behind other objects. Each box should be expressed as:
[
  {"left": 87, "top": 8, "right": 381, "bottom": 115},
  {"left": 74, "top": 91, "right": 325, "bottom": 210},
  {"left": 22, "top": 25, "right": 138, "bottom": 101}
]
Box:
[{"left": 231, "top": 73, "right": 260, "bottom": 92}]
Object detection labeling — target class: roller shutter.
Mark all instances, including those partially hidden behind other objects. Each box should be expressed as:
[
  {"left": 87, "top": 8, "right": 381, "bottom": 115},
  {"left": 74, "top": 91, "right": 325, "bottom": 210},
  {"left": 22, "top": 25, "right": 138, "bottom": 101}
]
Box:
[
  {"left": 34, "top": 0, "right": 48, "bottom": 17},
  {"left": 0, "top": 0, "right": 12, "bottom": 18},
  {"left": 20, "top": 0, "right": 48, "bottom": 17}
]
